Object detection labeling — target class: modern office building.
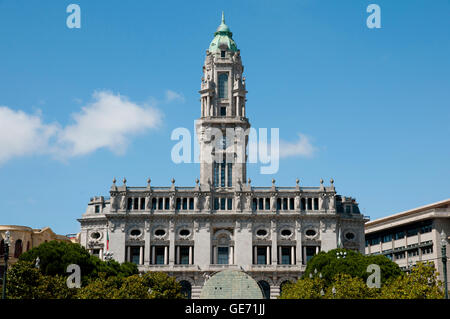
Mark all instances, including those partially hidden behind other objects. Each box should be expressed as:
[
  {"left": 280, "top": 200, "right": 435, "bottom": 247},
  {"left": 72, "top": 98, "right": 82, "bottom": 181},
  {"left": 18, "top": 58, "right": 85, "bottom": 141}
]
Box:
[
  {"left": 78, "top": 13, "right": 367, "bottom": 299},
  {"left": 365, "top": 199, "right": 450, "bottom": 286}
]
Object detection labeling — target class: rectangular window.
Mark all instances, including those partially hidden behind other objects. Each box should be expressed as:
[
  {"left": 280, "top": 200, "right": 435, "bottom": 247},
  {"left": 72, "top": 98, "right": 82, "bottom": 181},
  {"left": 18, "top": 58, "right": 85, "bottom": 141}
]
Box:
[
  {"left": 176, "top": 198, "right": 181, "bottom": 210},
  {"left": 94, "top": 205, "right": 100, "bottom": 213},
  {"left": 280, "top": 247, "right": 291, "bottom": 265},
  {"left": 220, "top": 197, "right": 226, "bottom": 210},
  {"left": 227, "top": 198, "right": 232, "bottom": 210},
  {"left": 92, "top": 249, "right": 100, "bottom": 258},
  {"left": 214, "top": 198, "right": 219, "bottom": 210},
  {"left": 252, "top": 198, "right": 257, "bottom": 211},
  {"left": 301, "top": 198, "right": 306, "bottom": 210},
  {"left": 382, "top": 234, "right": 392, "bottom": 243},
  {"left": 407, "top": 228, "right": 418, "bottom": 237},
  {"left": 258, "top": 198, "right": 264, "bottom": 210},
  {"left": 408, "top": 249, "right": 419, "bottom": 257},
  {"left": 220, "top": 106, "right": 226, "bottom": 116},
  {"left": 394, "top": 231, "right": 405, "bottom": 240},
  {"left": 133, "top": 198, "right": 139, "bottom": 210},
  {"left": 256, "top": 247, "right": 267, "bottom": 265},
  {"left": 221, "top": 50, "right": 225, "bottom": 58},
  {"left": 182, "top": 198, "right": 187, "bottom": 210},
  {"left": 165, "top": 198, "right": 170, "bottom": 210},
  {"left": 152, "top": 198, "right": 157, "bottom": 210},
  {"left": 313, "top": 198, "right": 319, "bottom": 210},
  {"left": 289, "top": 198, "right": 294, "bottom": 210},
  {"left": 421, "top": 246, "right": 433, "bottom": 255},
  {"left": 265, "top": 198, "right": 270, "bottom": 210},
  {"left": 140, "top": 198, "right": 145, "bottom": 210},
  {"left": 307, "top": 198, "right": 312, "bottom": 210},
  {"left": 217, "top": 247, "right": 229, "bottom": 264},
  {"left": 227, "top": 163, "right": 232, "bottom": 187},
  {"left": 130, "top": 246, "right": 140, "bottom": 265},
  {"left": 214, "top": 162, "right": 219, "bottom": 187},
  {"left": 155, "top": 246, "right": 165, "bottom": 265},
  {"left": 277, "top": 198, "right": 281, "bottom": 210},
  {"left": 305, "top": 246, "right": 316, "bottom": 263},
  {"left": 218, "top": 73, "right": 228, "bottom": 98},
  {"left": 345, "top": 205, "right": 351, "bottom": 213},
  {"left": 220, "top": 162, "right": 226, "bottom": 187},
  {"left": 127, "top": 198, "right": 133, "bottom": 210},
  {"left": 189, "top": 198, "right": 194, "bottom": 210},
  {"left": 179, "top": 246, "right": 190, "bottom": 265},
  {"left": 283, "top": 198, "right": 288, "bottom": 210}
]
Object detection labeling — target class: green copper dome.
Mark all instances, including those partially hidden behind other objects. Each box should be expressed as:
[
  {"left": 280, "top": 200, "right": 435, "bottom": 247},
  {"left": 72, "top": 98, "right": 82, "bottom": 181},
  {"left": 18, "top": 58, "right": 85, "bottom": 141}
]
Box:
[{"left": 208, "top": 12, "right": 238, "bottom": 53}]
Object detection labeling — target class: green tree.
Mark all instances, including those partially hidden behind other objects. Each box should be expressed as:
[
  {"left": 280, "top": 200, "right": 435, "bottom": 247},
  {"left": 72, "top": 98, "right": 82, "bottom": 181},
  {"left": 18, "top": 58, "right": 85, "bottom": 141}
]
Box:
[
  {"left": 279, "top": 276, "right": 326, "bottom": 299},
  {"left": 77, "top": 272, "right": 183, "bottom": 299},
  {"left": 304, "top": 248, "right": 402, "bottom": 286},
  {"left": 379, "top": 262, "right": 444, "bottom": 299},
  {"left": 6, "top": 260, "right": 76, "bottom": 299},
  {"left": 19, "top": 240, "right": 138, "bottom": 284},
  {"left": 324, "top": 274, "right": 377, "bottom": 299}
]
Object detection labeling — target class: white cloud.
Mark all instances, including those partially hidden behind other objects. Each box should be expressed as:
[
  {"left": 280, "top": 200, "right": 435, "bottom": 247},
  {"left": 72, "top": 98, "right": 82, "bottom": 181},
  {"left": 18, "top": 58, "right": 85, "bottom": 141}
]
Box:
[
  {"left": 279, "top": 133, "right": 316, "bottom": 158},
  {"left": 0, "top": 91, "right": 163, "bottom": 164},
  {"left": 0, "top": 107, "right": 58, "bottom": 165},
  {"left": 56, "top": 91, "right": 162, "bottom": 157},
  {"left": 165, "top": 90, "right": 185, "bottom": 103}
]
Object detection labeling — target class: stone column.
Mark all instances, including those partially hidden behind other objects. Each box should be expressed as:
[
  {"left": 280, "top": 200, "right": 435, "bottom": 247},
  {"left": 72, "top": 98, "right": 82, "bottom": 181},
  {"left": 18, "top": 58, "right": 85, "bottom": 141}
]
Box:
[
  {"left": 127, "top": 246, "right": 131, "bottom": 263},
  {"left": 278, "top": 246, "right": 282, "bottom": 265},
  {"left": 214, "top": 246, "right": 218, "bottom": 264},
  {"left": 266, "top": 246, "right": 271, "bottom": 264},
  {"left": 291, "top": 246, "right": 295, "bottom": 265},
  {"left": 139, "top": 246, "right": 143, "bottom": 265},
  {"left": 253, "top": 246, "right": 257, "bottom": 264},
  {"left": 176, "top": 246, "right": 180, "bottom": 264},
  {"left": 229, "top": 246, "right": 234, "bottom": 265},
  {"left": 189, "top": 246, "right": 193, "bottom": 265},
  {"left": 164, "top": 246, "right": 169, "bottom": 265},
  {"left": 99, "top": 249, "right": 103, "bottom": 261},
  {"left": 236, "top": 96, "right": 240, "bottom": 117},
  {"left": 169, "top": 220, "right": 175, "bottom": 265},
  {"left": 151, "top": 246, "right": 156, "bottom": 264},
  {"left": 271, "top": 220, "right": 277, "bottom": 265}
]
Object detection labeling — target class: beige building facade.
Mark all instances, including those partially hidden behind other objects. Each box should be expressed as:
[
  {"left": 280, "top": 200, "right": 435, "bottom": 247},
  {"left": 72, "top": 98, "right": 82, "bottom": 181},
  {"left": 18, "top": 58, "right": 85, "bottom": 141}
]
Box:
[
  {"left": 0, "top": 225, "right": 71, "bottom": 276},
  {"left": 365, "top": 199, "right": 450, "bottom": 287}
]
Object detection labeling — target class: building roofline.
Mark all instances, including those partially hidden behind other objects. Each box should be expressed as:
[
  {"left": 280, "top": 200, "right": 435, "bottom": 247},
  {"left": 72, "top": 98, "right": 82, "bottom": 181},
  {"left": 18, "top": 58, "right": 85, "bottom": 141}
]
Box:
[{"left": 365, "top": 198, "right": 450, "bottom": 228}]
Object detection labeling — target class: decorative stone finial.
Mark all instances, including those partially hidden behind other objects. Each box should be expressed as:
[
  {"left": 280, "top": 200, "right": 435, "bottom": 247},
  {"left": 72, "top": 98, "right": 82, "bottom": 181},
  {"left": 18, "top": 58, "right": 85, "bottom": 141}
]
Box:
[
  {"left": 296, "top": 178, "right": 299, "bottom": 185},
  {"left": 112, "top": 177, "right": 116, "bottom": 185},
  {"left": 330, "top": 178, "right": 334, "bottom": 184},
  {"left": 122, "top": 177, "right": 126, "bottom": 185},
  {"left": 147, "top": 177, "right": 151, "bottom": 185},
  {"left": 320, "top": 178, "right": 324, "bottom": 185},
  {"left": 195, "top": 178, "right": 199, "bottom": 185},
  {"left": 171, "top": 178, "right": 175, "bottom": 185},
  {"left": 272, "top": 178, "right": 275, "bottom": 185},
  {"left": 248, "top": 178, "right": 251, "bottom": 185}
]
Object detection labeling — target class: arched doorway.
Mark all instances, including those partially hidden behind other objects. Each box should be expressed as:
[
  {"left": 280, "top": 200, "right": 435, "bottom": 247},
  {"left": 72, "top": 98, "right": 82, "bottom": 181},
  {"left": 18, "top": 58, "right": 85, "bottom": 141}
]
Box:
[
  {"left": 258, "top": 280, "right": 271, "bottom": 299},
  {"left": 180, "top": 280, "right": 192, "bottom": 299}
]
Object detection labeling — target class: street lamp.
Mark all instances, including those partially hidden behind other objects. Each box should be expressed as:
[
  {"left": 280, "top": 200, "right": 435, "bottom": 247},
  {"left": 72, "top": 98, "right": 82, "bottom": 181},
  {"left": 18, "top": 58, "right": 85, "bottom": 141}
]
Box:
[
  {"left": 441, "top": 230, "right": 448, "bottom": 299},
  {"left": 2, "top": 231, "right": 10, "bottom": 299}
]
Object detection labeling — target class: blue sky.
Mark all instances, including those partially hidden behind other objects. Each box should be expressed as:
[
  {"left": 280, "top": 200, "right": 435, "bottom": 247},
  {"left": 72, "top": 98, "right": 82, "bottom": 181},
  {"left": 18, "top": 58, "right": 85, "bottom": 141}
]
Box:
[{"left": 0, "top": 0, "right": 449, "bottom": 235}]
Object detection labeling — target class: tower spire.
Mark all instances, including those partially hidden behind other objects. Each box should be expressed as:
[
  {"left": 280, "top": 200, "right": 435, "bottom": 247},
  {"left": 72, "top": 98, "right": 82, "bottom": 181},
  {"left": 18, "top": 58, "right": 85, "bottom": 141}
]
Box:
[{"left": 221, "top": 11, "right": 225, "bottom": 24}]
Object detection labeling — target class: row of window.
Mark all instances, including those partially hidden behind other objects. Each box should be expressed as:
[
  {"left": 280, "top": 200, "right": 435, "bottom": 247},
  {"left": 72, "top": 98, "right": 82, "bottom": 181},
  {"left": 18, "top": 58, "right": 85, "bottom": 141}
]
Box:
[
  {"left": 383, "top": 245, "right": 433, "bottom": 261},
  {"left": 0, "top": 239, "right": 30, "bottom": 258},
  {"left": 252, "top": 197, "right": 320, "bottom": 211},
  {"left": 365, "top": 220, "right": 433, "bottom": 246},
  {"left": 112, "top": 245, "right": 321, "bottom": 266},
  {"left": 213, "top": 161, "right": 232, "bottom": 187}
]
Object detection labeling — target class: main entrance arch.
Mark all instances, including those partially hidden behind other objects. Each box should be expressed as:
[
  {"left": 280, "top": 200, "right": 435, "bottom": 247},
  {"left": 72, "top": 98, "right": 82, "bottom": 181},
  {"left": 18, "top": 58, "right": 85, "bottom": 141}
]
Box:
[{"left": 199, "top": 270, "right": 263, "bottom": 299}]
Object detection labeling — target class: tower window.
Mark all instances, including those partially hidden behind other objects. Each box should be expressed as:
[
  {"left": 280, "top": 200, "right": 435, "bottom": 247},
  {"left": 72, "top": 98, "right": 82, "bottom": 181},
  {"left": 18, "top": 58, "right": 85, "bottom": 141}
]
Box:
[
  {"left": 221, "top": 50, "right": 226, "bottom": 58},
  {"left": 218, "top": 73, "right": 228, "bottom": 98},
  {"left": 220, "top": 106, "right": 226, "bottom": 116}
]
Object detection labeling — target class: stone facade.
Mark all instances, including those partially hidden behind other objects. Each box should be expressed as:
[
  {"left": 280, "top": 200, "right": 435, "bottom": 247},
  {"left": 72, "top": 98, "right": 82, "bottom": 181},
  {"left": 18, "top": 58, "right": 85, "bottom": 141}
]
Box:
[
  {"left": 365, "top": 199, "right": 450, "bottom": 287},
  {"left": 78, "top": 14, "right": 367, "bottom": 299}
]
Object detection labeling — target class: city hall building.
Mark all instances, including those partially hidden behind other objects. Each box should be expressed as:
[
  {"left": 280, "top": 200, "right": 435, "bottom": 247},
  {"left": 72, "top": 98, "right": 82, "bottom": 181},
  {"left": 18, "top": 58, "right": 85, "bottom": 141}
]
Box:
[{"left": 78, "top": 14, "right": 367, "bottom": 299}]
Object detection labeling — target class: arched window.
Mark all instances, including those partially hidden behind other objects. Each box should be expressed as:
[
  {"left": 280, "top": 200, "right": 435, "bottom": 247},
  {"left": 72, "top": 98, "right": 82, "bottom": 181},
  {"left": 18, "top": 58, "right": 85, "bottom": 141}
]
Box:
[
  {"left": 218, "top": 73, "right": 228, "bottom": 98},
  {"left": 258, "top": 280, "right": 271, "bottom": 299},
  {"left": 180, "top": 280, "right": 192, "bottom": 299},
  {"left": 26, "top": 241, "right": 30, "bottom": 252},
  {"left": 14, "top": 239, "right": 23, "bottom": 258}
]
